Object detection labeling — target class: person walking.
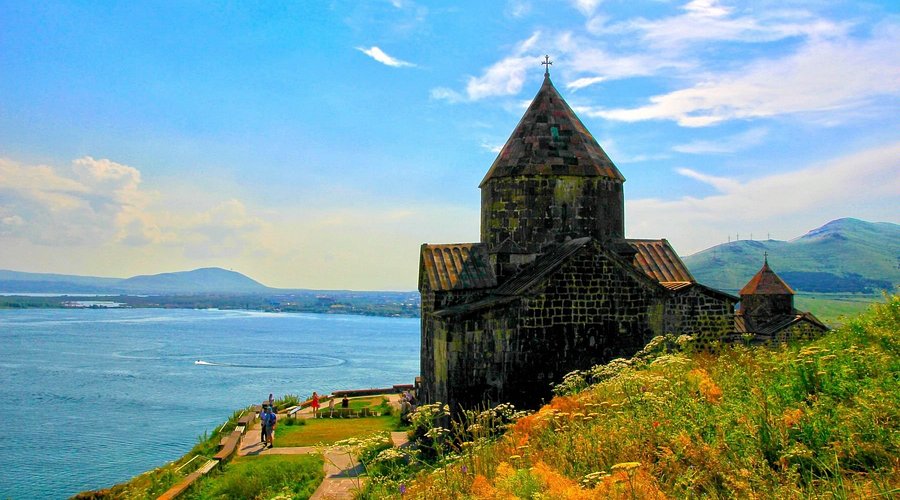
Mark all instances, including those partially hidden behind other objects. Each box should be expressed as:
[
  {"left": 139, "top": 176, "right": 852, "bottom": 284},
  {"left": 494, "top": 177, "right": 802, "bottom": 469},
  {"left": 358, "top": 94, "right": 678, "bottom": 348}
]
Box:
[
  {"left": 311, "top": 391, "right": 320, "bottom": 417},
  {"left": 259, "top": 404, "right": 267, "bottom": 446},
  {"left": 262, "top": 406, "right": 277, "bottom": 448}
]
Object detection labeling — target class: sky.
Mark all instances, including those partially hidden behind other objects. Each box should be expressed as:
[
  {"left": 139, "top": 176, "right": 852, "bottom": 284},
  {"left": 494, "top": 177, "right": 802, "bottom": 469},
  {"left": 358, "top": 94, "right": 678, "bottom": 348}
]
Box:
[{"left": 0, "top": 0, "right": 897, "bottom": 290}]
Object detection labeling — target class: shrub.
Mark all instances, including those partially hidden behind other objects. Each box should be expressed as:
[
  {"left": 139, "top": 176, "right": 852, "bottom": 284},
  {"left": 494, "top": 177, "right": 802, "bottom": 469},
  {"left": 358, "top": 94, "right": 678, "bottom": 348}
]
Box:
[{"left": 373, "top": 294, "right": 900, "bottom": 499}]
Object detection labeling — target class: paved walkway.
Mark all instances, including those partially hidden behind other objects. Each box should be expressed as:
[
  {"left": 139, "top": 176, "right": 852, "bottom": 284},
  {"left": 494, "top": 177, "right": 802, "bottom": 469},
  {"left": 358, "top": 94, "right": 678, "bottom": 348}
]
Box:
[{"left": 235, "top": 396, "right": 409, "bottom": 500}]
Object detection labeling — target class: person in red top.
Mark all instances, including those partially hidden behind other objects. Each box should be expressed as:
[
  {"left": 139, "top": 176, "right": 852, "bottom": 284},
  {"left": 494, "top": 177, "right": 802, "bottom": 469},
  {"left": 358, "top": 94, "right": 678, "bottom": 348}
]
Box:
[{"left": 311, "top": 391, "right": 320, "bottom": 416}]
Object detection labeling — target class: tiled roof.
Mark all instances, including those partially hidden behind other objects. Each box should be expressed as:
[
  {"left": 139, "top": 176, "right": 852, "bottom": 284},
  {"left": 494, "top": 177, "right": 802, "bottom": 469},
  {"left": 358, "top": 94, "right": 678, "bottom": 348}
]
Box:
[
  {"left": 662, "top": 282, "right": 739, "bottom": 301},
  {"left": 420, "top": 243, "right": 497, "bottom": 291},
  {"left": 625, "top": 239, "right": 695, "bottom": 283},
  {"left": 739, "top": 260, "right": 794, "bottom": 295},
  {"left": 735, "top": 311, "right": 827, "bottom": 336},
  {"left": 480, "top": 76, "right": 624, "bottom": 186},
  {"left": 660, "top": 281, "right": 694, "bottom": 291},
  {"left": 436, "top": 237, "right": 685, "bottom": 317},
  {"left": 434, "top": 237, "right": 592, "bottom": 316},
  {"left": 494, "top": 237, "right": 593, "bottom": 296}
]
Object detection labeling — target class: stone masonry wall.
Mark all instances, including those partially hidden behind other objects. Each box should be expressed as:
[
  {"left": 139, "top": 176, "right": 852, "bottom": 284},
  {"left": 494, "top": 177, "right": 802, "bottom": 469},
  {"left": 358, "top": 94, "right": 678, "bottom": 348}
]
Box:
[
  {"left": 741, "top": 294, "right": 793, "bottom": 319},
  {"left": 774, "top": 320, "right": 827, "bottom": 344},
  {"left": 436, "top": 242, "right": 667, "bottom": 411},
  {"left": 663, "top": 287, "right": 734, "bottom": 350},
  {"left": 481, "top": 176, "right": 623, "bottom": 259},
  {"left": 420, "top": 287, "right": 489, "bottom": 405}
]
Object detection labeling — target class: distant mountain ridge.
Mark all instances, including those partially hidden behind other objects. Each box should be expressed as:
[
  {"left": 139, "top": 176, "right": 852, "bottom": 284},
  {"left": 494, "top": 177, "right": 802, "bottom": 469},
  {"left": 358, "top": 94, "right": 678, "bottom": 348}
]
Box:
[
  {"left": 683, "top": 218, "right": 899, "bottom": 294},
  {"left": 118, "top": 268, "right": 268, "bottom": 293},
  {"left": 0, "top": 267, "right": 269, "bottom": 294}
]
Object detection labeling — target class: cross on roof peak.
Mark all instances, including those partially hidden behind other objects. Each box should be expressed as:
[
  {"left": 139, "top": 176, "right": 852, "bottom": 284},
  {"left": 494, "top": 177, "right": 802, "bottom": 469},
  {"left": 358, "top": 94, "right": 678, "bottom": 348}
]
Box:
[{"left": 541, "top": 55, "right": 552, "bottom": 77}]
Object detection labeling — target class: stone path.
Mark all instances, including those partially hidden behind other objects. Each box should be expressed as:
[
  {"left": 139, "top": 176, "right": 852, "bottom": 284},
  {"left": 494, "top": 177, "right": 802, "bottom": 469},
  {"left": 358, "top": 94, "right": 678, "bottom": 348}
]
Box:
[{"left": 235, "top": 397, "right": 410, "bottom": 500}]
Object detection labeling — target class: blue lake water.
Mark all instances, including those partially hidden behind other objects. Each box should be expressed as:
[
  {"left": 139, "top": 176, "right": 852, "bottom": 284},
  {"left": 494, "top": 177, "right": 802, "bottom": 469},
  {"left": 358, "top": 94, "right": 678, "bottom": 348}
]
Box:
[{"left": 0, "top": 308, "right": 420, "bottom": 499}]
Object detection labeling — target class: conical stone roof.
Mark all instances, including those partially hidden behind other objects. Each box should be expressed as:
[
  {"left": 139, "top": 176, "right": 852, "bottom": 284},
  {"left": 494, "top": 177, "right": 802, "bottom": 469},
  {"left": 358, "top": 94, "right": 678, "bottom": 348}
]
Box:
[
  {"left": 480, "top": 75, "right": 624, "bottom": 187},
  {"left": 740, "top": 260, "right": 795, "bottom": 295}
]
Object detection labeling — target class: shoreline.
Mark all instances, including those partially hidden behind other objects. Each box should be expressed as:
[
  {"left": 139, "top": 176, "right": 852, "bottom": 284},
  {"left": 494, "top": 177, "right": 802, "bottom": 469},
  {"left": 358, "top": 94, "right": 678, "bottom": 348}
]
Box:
[
  {"left": 74, "top": 386, "right": 415, "bottom": 500},
  {"left": 0, "top": 293, "right": 420, "bottom": 318}
]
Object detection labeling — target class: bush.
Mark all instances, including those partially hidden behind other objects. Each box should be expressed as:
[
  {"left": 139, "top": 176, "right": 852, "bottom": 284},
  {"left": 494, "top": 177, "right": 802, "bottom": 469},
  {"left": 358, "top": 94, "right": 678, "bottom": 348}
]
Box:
[
  {"left": 370, "top": 294, "right": 900, "bottom": 499},
  {"left": 276, "top": 393, "right": 300, "bottom": 411},
  {"left": 282, "top": 416, "right": 306, "bottom": 426}
]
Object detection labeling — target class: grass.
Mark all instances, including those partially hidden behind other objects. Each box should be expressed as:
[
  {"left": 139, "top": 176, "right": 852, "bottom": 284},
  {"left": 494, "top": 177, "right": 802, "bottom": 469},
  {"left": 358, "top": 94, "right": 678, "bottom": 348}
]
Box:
[
  {"left": 362, "top": 294, "right": 900, "bottom": 498},
  {"left": 796, "top": 292, "right": 883, "bottom": 325},
  {"left": 184, "top": 454, "right": 323, "bottom": 500},
  {"left": 347, "top": 396, "right": 387, "bottom": 410},
  {"left": 275, "top": 415, "right": 401, "bottom": 447}
]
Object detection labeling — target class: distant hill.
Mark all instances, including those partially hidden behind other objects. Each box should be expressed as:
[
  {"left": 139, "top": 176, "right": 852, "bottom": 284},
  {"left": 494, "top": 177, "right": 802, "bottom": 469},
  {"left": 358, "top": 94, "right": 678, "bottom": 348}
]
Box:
[
  {"left": 0, "top": 267, "right": 269, "bottom": 294},
  {"left": 683, "top": 218, "right": 900, "bottom": 294},
  {"left": 117, "top": 267, "right": 269, "bottom": 294},
  {"left": 0, "top": 270, "right": 122, "bottom": 293}
]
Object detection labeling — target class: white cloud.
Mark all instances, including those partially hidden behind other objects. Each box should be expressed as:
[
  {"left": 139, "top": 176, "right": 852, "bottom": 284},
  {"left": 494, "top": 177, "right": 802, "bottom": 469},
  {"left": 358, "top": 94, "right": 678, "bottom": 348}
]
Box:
[
  {"left": 563, "top": 42, "right": 690, "bottom": 81},
  {"left": 505, "top": 0, "right": 531, "bottom": 18},
  {"left": 356, "top": 46, "right": 416, "bottom": 67},
  {"left": 571, "top": 0, "right": 602, "bottom": 17},
  {"left": 626, "top": 142, "right": 900, "bottom": 254},
  {"left": 430, "top": 86, "right": 464, "bottom": 103},
  {"left": 466, "top": 55, "right": 534, "bottom": 100},
  {"left": 465, "top": 32, "right": 542, "bottom": 100},
  {"left": 566, "top": 75, "right": 606, "bottom": 90},
  {"left": 0, "top": 157, "right": 275, "bottom": 259},
  {"left": 584, "top": 26, "right": 900, "bottom": 127},
  {"left": 618, "top": 0, "right": 847, "bottom": 48},
  {"left": 673, "top": 127, "right": 768, "bottom": 154},
  {"left": 675, "top": 167, "right": 742, "bottom": 192},
  {"left": 480, "top": 141, "right": 504, "bottom": 153},
  {"left": 431, "top": 32, "right": 542, "bottom": 102},
  {"left": 176, "top": 199, "right": 274, "bottom": 259},
  {"left": 0, "top": 157, "right": 157, "bottom": 245}
]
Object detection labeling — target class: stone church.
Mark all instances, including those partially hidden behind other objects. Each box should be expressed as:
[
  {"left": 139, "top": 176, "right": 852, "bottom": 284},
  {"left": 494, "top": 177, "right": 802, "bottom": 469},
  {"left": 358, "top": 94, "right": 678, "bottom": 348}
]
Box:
[
  {"left": 417, "top": 68, "right": 739, "bottom": 411},
  {"left": 735, "top": 257, "right": 828, "bottom": 343}
]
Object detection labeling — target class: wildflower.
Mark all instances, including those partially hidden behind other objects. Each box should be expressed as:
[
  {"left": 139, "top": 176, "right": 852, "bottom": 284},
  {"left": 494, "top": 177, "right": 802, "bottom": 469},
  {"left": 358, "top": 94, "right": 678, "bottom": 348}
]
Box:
[
  {"left": 399, "top": 484, "right": 406, "bottom": 495},
  {"left": 781, "top": 408, "right": 804, "bottom": 428},
  {"left": 425, "top": 427, "right": 449, "bottom": 439},
  {"left": 611, "top": 461, "right": 641, "bottom": 471}
]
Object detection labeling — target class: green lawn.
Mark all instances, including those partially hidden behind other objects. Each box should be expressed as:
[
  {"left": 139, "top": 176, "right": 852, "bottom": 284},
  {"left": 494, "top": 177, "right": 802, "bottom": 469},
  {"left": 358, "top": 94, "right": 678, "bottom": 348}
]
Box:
[
  {"left": 184, "top": 454, "right": 323, "bottom": 500},
  {"left": 275, "top": 416, "right": 400, "bottom": 447},
  {"left": 795, "top": 292, "right": 882, "bottom": 325},
  {"left": 318, "top": 395, "right": 387, "bottom": 411},
  {"left": 347, "top": 396, "right": 386, "bottom": 410}
]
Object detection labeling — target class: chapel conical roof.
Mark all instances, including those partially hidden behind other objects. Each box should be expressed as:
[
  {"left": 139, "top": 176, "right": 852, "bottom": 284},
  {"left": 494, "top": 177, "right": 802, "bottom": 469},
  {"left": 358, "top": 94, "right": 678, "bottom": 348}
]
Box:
[
  {"left": 739, "top": 258, "right": 794, "bottom": 296},
  {"left": 480, "top": 74, "right": 624, "bottom": 187}
]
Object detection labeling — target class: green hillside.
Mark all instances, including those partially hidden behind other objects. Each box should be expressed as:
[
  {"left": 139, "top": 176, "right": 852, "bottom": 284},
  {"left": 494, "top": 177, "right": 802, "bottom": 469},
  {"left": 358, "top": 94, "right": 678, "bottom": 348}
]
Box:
[{"left": 683, "top": 218, "right": 899, "bottom": 294}]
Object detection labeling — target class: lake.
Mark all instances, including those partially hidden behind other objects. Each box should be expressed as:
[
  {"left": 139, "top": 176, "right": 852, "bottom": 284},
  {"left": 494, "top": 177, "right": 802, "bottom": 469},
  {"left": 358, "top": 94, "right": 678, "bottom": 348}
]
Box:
[{"left": 0, "top": 308, "right": 420, "bottom": 499}]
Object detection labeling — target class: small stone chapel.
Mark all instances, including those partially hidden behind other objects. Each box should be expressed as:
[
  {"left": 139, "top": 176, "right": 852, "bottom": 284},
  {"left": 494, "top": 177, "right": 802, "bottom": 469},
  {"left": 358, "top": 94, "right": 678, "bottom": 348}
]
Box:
[{"left": 418, "top": 62, "right": 738, "bottom": 411}]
